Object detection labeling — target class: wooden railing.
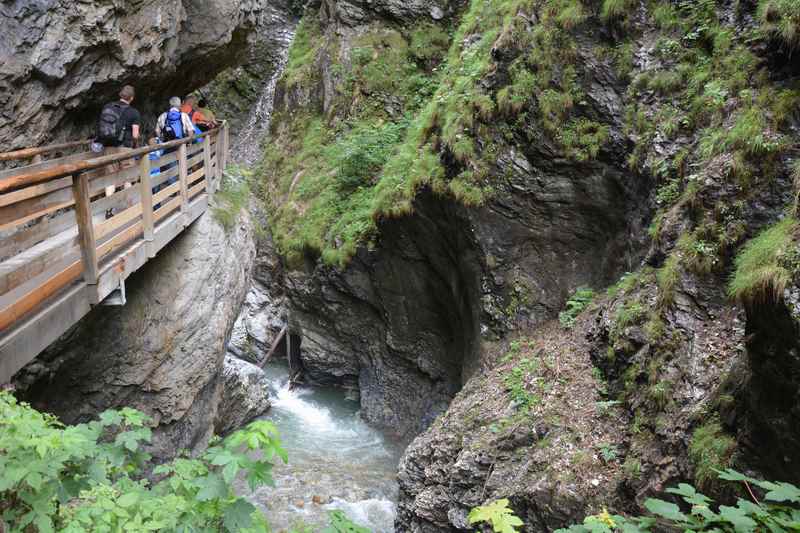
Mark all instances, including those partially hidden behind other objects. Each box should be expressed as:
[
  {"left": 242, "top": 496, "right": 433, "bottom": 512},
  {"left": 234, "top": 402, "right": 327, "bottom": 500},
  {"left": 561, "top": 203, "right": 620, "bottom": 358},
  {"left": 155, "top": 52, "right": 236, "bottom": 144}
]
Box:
[{"left": 0, "top": 122, "right": 230, "bottom": 382}]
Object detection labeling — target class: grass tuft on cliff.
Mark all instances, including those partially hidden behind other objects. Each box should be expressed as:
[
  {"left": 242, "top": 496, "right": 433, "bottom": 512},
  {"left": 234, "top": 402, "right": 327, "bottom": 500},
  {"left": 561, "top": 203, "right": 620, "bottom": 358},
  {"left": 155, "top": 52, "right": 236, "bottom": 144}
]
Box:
[{"left": 728, "top": 217, "right": 798, "bottom": 303}]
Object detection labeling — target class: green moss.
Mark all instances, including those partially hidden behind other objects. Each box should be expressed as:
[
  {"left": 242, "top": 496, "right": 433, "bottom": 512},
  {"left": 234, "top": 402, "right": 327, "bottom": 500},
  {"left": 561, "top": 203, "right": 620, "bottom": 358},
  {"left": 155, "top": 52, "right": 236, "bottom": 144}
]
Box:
[
  {"left": 606, "top": 270, "right": 643, "bottom": 298},
  {"left": 212, "top": 166, "right": 250, "bottom": 231},
  {"left": 601, "top": 0, "right": 637, "bottom": 21},
  {"left": 677, "top": 231, "right": 720, "bottom": 274},
  {"left": 689, "top": 420, "right": 736, "bottom": 490},
  {"left": 728, "top": 217, "right": 798, "bottom": 302},
  {"left": 616, "top": 300, "right": 646, "bottom": 329},
  {"left": 283, "top": 16, "right": 323, "bottom": 88},
  {"left": 656, "top": 254, "right": 680, "bottom": 308},
  {"left": 559, "top": 119, "right": 610, "bottom": 162},
  {"left": 647, "top": 380, "right": 672, "bottom": 411},
  {"left": 643, "top": 313, "right": 666, "bottom": 342}
]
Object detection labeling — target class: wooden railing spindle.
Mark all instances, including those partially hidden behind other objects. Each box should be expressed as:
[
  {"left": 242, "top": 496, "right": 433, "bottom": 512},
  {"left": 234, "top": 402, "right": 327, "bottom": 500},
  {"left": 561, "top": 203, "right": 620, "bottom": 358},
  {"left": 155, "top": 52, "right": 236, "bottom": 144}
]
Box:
[
  {"left": 203, "top": 135, "right": 213, "bottom": 194},
  {"left": 71, "top": 172, "right": 99, "bottom": 290},
  {"left": 178, "top": 144, "right": 189, "bottom": 225},
  {"left": 139, "top": 153, "right": 155, "bottom": 258},
  {"left": 214, "top": 130, "right": 223, "bottom": 185}
]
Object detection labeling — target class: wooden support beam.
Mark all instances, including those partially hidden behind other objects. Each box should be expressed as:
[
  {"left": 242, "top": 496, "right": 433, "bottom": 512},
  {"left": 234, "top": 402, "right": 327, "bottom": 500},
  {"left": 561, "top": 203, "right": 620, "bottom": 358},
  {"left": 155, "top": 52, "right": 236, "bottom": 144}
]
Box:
[
  {"left": 71, "top": 172, "right": 98, "bottom": 288},
  {"left": 139, "top": 154, "right": 154, "bottom": 257},
  {"left": 262, "top": 326, "right": 287, "bottom": 367}
]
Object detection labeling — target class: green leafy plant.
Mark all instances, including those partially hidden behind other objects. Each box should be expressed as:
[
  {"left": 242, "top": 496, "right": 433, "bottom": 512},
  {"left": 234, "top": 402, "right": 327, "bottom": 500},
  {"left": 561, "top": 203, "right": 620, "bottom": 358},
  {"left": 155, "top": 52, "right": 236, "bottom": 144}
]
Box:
[
  {"left": 598, "top": 444, "right": 619, "bottom": 463},
  {"left": 503, "top": 358, "right": 540, "bottom": 412},
  {"left": 0, "top": 391, "right": 286, "bottom": 532},
  {"left": 322, "top": 510, "right": 371, "bottom": 532},
  {"left": 559, "top": 287, "right": 595, "bottom": 328},
  {"left": 555, "top": 470, "right": 800, "bottom": 532},
  {"left": 468, "top": 499, "right": 523, "bottom": 533}
]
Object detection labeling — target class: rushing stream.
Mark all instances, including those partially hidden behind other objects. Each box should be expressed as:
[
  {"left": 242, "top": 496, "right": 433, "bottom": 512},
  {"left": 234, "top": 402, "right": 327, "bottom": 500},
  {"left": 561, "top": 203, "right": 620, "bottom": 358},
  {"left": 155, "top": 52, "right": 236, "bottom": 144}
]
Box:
[{"left": 240, "top": 360, "right": 403, "bottom": 532}]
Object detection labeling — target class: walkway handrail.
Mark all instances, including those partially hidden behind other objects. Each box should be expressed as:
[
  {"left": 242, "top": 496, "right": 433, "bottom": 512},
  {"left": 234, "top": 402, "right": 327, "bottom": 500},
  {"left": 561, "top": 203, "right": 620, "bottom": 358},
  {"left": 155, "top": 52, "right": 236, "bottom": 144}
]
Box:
[
  {"left": 0, "top": 140, "right": 92, "bottom": 162},
  {"left": 1, "top": 120, "right": 230, "bottom": 384},
  {"left": 0, "top": 126, "right": 225, "bottom": 194}
]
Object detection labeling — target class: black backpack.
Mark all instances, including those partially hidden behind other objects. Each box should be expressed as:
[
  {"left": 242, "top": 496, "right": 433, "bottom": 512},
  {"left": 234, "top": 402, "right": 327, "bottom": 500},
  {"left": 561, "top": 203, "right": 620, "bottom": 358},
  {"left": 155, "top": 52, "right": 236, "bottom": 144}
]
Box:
[{"left": 96, "top": 102, "right": 126, "bottom": 145}]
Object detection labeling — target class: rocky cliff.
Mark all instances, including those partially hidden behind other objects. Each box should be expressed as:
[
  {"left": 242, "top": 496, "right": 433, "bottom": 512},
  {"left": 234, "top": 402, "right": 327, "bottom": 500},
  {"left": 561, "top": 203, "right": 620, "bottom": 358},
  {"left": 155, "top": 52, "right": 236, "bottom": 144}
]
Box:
[
  {"left": 14, "top": 212, "right": 256, "bottom": 460},
  {"left": 256, "top": 0, "right": 800, "bottom": 529},
  {"left": 0, "top": 0, "right": 292, "bottom": 149}
]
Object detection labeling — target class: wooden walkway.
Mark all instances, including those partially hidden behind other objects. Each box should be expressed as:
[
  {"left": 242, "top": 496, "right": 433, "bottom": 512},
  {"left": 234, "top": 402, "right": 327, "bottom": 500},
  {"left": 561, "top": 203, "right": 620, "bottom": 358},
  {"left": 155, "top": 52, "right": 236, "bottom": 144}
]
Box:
[{"left": 0, "top": 124, "right": 230, "bottom": 382}]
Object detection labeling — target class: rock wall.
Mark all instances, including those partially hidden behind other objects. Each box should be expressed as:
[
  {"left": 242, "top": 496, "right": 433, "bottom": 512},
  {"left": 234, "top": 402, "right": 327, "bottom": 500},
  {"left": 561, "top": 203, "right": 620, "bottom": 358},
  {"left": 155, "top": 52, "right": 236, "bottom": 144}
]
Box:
[
  {"left": 256, "top": 0, "right": 800, "bottom": 530},
  {"left": 0, "top": 0, "right": 292, "bottom": 149},
  {"left": 14, "top": 212, "right": 255, "bottom": 460},
  {"left": 264, "top": 0, "right": 650, "bottom": 439}
]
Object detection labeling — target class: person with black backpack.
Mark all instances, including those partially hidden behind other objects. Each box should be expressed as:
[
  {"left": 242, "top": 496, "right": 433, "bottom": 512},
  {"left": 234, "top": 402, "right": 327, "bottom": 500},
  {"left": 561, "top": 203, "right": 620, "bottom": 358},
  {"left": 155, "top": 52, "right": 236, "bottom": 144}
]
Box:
[{"left": 94, "top": 85, "right": 141, "bottom": 150}]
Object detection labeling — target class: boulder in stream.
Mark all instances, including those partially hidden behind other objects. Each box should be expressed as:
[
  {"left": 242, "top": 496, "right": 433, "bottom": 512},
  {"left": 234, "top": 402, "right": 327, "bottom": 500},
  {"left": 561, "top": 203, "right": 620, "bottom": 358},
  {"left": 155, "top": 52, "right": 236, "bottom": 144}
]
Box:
[{"left": 215, "top": 354, "right": 271, "bottom": 436}]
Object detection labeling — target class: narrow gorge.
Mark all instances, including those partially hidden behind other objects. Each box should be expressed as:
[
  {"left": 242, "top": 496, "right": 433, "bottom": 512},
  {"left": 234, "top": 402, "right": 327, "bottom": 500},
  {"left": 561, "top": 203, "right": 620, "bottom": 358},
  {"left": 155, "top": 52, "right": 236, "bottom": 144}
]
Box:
[{"left": 2, "top": 0, "right": 800, "bottom": 531}]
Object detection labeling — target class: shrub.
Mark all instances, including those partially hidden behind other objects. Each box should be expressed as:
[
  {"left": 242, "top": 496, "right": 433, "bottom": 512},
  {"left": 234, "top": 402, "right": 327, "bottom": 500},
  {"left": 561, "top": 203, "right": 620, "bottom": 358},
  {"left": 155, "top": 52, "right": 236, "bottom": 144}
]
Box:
[
  {"left": 559, "top": 287, "right": 595, "bottom": 328},
  {"left": 328, "top": 121, "right": 407, "bottom": 193},
  {"left": 0, "top": 391, "right": 285, "bottom": 532},
  {"left": 727, "top": 217, "right": 798, "bottom": 302},
  {"left": 555, "top": 470, "right": 800, "bottom": 532}
]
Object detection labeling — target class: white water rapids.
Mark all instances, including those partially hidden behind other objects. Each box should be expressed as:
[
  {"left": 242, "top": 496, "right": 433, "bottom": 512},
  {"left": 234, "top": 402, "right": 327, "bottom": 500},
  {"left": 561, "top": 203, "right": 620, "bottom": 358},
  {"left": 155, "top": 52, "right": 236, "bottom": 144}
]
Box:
[{"left": 239, "top": 360, "right": 402, "bottom": 532}]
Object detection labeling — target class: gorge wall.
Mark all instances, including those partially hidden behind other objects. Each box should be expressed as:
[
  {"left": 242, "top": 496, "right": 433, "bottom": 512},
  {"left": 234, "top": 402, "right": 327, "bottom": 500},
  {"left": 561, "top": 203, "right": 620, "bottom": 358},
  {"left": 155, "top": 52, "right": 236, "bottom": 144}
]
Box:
[
  {"left": 261, "top": 0, "right": 653, "bottom": 440},
  {"left": 254, "top": 0, "right": 800, "bottom": 529}
]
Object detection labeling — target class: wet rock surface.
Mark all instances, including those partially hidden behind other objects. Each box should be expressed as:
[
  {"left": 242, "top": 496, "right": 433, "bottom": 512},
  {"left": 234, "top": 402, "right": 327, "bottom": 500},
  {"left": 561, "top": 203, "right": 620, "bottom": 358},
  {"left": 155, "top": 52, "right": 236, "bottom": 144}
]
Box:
[
  {"left": 215, "top": 354, "right": 271, "bottom": 436},
  {"left": 14, "top": 212, "right": 255, "bottom": 460}
]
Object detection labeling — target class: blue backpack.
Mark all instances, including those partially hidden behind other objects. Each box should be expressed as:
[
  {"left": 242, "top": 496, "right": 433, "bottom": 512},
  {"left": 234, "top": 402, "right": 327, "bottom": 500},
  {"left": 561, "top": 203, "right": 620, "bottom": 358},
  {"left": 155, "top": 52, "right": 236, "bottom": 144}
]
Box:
[{"left": 163, "top": 110, "right": 184, "bottom": 140}]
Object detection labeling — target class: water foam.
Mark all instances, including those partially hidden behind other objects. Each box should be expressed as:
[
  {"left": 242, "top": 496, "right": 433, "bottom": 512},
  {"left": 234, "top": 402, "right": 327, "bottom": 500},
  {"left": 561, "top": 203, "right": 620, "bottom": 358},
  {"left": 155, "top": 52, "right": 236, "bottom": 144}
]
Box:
[{"left": 325, "top": 498, "right": 397, "bottom": 533}]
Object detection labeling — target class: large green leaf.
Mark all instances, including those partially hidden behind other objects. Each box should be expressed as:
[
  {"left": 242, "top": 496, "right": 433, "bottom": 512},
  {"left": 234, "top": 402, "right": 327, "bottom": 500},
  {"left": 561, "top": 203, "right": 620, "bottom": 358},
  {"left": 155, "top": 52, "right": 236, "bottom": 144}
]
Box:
[
  {"left": 644, "top": 499, "right": 688, "bottom": 522},
  {"left": 196, "top": 474, "right": 228, "bottom": 502},
  {"left": 719, "top": 505, "right": 758, "bottom": 532},
  {"left": 222, "top": 499, "right": 256, "bottom": 532},
  {"left": 468, "top": 499, "right": 524, "bottom": 533}
]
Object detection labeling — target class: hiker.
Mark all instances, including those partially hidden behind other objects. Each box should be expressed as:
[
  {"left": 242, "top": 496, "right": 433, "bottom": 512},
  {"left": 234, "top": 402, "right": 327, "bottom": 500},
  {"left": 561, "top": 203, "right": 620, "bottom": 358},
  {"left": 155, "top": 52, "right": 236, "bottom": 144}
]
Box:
[
  {"left": 94, "top": 85, "right": 141, "bottom": 152},
  {"left": 156, "top": 97, "right": 194, "bottom": 142},
  {"left": 191, "top": 99, "right": 217, "bottom": 131},
  {"left": 180, "top": 95, "right": 198, "bottom": 118},
  {"left": 94, "top": 85, "right": 141, "bottom": 207}
]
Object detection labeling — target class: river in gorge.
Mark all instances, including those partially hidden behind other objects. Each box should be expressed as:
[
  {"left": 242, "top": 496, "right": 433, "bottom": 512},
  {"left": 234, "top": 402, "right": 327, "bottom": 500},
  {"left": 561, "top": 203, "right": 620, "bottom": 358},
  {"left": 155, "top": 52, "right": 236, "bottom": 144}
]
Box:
[{"left": 239, "top": 359, "right": 404, "bottom": 532}]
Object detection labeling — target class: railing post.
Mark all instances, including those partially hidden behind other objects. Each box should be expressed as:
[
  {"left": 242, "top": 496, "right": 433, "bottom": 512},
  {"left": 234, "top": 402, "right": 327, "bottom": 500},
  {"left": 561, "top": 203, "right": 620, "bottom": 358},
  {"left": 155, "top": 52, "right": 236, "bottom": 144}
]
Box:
[
  {"left": 203, "top": 134, "right": 213, "bottom": 194},
  {"left": 178, "top": 142, "right": 189, "bottom": 226},
  {"left": 222, "top": 121, "right": 229, "bottom": 173},
  {"left": 139, "top": 153, "right": 155, "bottom": 258},
  {"left": 71, "top": 172, "right": 99, "bottom": 302},
  {"left": 215, "top": 129, "right": 223, "bottom": 185}
]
